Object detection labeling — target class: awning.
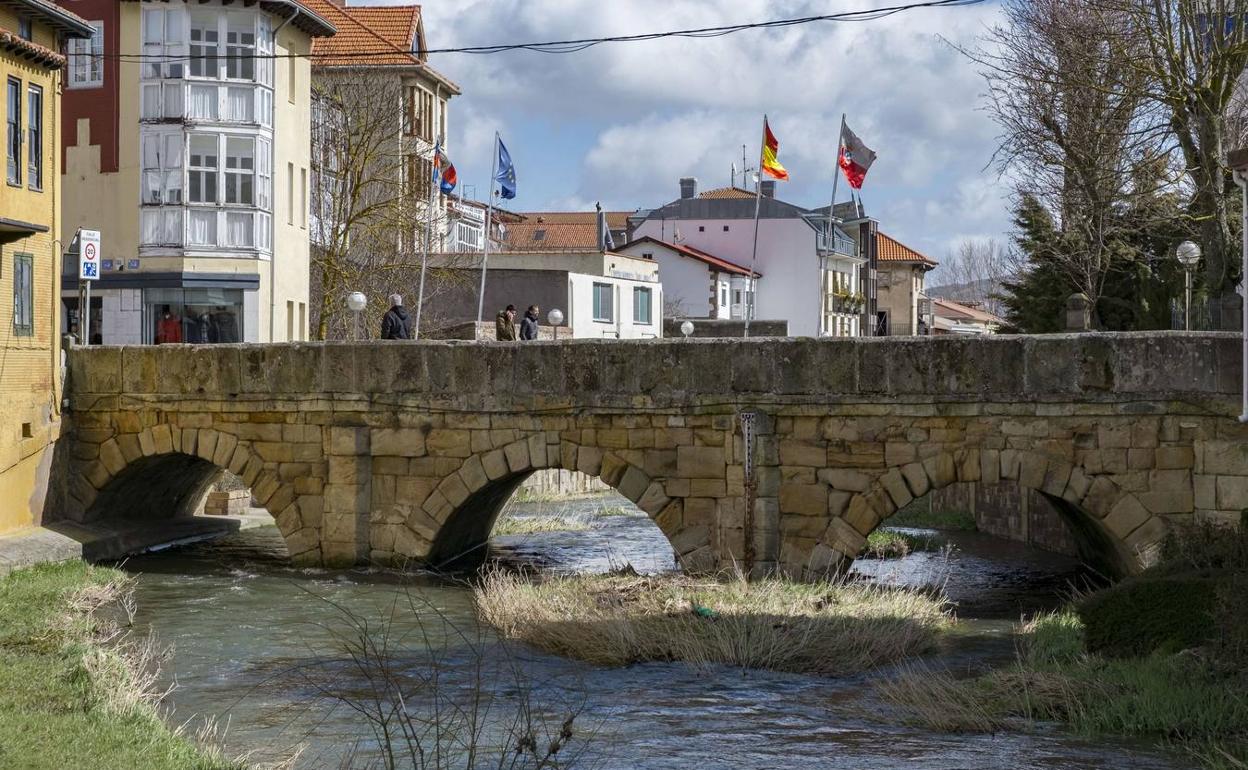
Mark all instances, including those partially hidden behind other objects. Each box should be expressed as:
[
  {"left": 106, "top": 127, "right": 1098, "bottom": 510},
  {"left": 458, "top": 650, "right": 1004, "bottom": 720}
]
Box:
[{"left": 0, "top": 217, "right": 50, "bottom": 245}]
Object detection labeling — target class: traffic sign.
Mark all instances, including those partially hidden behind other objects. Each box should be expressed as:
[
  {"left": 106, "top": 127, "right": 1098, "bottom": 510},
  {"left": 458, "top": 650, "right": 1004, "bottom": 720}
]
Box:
[{"left": 79, "top": 229, "right": 100, "bottom": 282}]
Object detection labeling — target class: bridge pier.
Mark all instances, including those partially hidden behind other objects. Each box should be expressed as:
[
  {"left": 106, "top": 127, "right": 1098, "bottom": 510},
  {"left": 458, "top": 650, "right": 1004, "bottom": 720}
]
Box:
[{"left": 56, "top": 335, "right": 1248, "bottom": 578}]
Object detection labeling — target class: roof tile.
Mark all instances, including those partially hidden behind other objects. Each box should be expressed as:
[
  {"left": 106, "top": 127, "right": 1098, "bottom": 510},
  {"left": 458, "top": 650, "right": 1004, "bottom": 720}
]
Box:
[{"left": 877, "top": 232, "right": 937, "bottom": 267}]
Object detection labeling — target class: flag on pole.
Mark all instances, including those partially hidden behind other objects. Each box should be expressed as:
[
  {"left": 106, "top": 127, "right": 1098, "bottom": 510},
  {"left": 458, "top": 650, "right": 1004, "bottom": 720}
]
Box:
[
  {"left": 760, "top": 117, "right": 789, "bottom": 181},
  {"left": 495, "top": 137, "right": 517, "bottom": 199},
  {"left": 838, "top": 122, "right": 877, "bottom": 190},
  {"left": 432, "top": 140, "right": 458, "bottom": 195}
]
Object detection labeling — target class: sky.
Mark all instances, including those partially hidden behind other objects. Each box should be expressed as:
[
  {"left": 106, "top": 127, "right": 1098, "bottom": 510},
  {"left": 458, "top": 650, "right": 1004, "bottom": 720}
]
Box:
[{"left": 351, "top": 0, "right": 1008, "bottom": 271}]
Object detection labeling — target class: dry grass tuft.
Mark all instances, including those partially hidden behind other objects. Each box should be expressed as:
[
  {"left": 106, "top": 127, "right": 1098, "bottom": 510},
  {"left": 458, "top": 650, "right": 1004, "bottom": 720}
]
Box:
[
  {"left": 475, "top": 570, "right": 952, "bottom": 675},
  {"left": 492, "top": 514, "right": 594, "bottom": 536}
]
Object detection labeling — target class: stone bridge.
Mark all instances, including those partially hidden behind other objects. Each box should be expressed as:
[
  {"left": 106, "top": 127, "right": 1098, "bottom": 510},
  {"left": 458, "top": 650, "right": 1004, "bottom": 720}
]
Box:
[{"left": 59, "top": 333, "right": 1246, "bottom": 578}]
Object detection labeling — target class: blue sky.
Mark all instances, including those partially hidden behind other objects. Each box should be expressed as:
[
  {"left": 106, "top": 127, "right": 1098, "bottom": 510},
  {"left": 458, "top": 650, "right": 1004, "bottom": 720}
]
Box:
[{"left": 353, "top": 0, "right": 1008, "bottom": 276}]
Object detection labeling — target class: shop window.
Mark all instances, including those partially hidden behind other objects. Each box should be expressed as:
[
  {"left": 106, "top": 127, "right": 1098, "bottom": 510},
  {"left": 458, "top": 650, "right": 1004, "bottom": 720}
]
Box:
[{"left": 145, "top": 288, "right": 243, "bottom": 344}]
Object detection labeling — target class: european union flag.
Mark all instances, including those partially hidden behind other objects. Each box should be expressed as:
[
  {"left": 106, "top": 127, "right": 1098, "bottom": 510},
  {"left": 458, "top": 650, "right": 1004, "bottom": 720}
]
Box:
[{"left": 495, "top": 137, "right": 517, "bottom": 200}]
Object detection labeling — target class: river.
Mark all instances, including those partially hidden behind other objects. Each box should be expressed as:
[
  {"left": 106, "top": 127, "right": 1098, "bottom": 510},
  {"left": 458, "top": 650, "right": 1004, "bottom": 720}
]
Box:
[{"left": 120, "top": 494, "right": 1186, "bottom": 769}]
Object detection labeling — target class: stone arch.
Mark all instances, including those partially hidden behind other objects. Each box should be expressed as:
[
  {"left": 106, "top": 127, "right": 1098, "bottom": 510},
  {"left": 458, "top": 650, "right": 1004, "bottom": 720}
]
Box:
[
  {"left": 374, "top": 432, "right": 704, "bottom": 572},
  {"left": 807, "top": 448, "right": 1169, "bottom": 580},
  {"left": 69, "top": 423, "right": 320, "bottom": 564}
]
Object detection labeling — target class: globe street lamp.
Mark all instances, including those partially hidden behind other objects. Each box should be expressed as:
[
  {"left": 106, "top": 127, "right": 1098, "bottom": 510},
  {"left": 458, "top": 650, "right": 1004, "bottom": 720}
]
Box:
[
  {"left": 346, "top": 291, "right": 367, "bottom": 341},
  {"left": 547, "top": 308, "right": 564, "bottom": 340},
  {"left": 680, "top": 320, "right": 695, "bottom": 339},
  {"left": 1175, "top": 241, "right": 1201, "bottom": 331}
]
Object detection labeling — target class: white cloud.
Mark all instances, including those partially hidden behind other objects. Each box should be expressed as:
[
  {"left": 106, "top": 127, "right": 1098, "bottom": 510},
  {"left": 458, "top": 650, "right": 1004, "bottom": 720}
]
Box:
[{"left": 351, "top": 0, "right": 1012, "bottom": 254}]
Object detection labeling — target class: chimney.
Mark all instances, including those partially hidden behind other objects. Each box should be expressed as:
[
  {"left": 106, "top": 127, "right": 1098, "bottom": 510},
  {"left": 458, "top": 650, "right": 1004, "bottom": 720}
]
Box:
[
  {"left": 760, "top": 180, "right": 776, "bottom": 199},
  {"left": 679, "top": 177, "right": 698, "bottom": 199}
]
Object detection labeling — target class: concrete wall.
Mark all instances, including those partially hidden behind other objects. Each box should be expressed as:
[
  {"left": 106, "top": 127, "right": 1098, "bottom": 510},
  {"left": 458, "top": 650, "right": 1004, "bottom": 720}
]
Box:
[{"left": 61, "top": 333, "right": 1246, "bottom": 578}]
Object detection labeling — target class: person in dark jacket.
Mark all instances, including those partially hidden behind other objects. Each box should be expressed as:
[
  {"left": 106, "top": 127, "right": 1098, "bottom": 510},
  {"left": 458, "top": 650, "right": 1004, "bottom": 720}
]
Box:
[
  {"left": 496, "top": 305, "right": 517, "bottom": 341},
  {"left": 520, "top": 305, "right": 540, "bottom": 340},
  {"left": 381, "top": 294, "right": 413, "bottom": 340}
]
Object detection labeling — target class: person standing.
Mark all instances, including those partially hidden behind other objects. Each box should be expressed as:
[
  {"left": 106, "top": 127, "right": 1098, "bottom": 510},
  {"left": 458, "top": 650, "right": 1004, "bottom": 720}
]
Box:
[
  {"left": 381, "top": 294, "right": 413, "bottom": 340},
  {"left": 496, "top": 304, "right": 517, "bottom": 341},
  {"left": 520, "top": 305, "right": 540, "bottom": 340}
]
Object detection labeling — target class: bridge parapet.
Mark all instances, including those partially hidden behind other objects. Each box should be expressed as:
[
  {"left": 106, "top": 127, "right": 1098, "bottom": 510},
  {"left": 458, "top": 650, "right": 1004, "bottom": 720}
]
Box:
[{"left": 61, "top": 333, "right": 1247, "bottom": 577}]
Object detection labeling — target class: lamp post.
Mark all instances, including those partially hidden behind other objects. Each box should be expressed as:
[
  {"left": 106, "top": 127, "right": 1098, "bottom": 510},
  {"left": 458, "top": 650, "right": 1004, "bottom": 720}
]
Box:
[
  {"left": 547, "top": 308, "right": 564, "bottom": 340},
  {"left": 680, "top": 320, "right": 694, "bottom": 339},
  {"left": 346, "top": 291, "right": 367, "bottom": 341},
  {"left": 1175, "top": 240, "right": 1202, "bottom": 331}
]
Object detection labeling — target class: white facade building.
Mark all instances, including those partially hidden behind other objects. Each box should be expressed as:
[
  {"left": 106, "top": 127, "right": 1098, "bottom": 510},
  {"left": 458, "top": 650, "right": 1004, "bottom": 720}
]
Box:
[
  {"left": 627, "top": 179, "right": 867, "bottom": 337},
  {"left": 615, "top": 235, "right": 757, "bottom": 320}
]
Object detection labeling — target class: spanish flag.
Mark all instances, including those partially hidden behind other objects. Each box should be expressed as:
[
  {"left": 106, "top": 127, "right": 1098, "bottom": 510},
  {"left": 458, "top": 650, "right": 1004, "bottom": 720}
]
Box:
[{"left": 760, "top": 116, "right": 789, "bottom": 181}]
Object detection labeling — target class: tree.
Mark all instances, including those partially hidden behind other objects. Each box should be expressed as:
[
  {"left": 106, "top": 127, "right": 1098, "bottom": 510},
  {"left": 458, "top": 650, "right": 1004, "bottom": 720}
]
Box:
[
  {"left": 310, "top": 71, "right": 470, "bottom": 340},
  {"left": 929, "top": 238, "right": 1011, "bottom": 317}
]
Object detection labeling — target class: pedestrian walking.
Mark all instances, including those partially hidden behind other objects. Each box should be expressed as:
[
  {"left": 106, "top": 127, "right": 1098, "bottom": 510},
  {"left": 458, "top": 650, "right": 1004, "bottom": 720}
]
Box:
[
  {"left": 496, "top": 304, "right": 517, "bottom": 341},
  {"left": 380, "top": 294, "right": 413, "bottom": 340},
  {"left": 520, "top": 305, "right": 540, "bottom": 340}
]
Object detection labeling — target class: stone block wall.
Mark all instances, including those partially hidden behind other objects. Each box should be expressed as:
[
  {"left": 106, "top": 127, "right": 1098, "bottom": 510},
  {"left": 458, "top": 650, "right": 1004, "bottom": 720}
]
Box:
[{"left": 61, "top": 333, "right": 1246, "bottom": 577}]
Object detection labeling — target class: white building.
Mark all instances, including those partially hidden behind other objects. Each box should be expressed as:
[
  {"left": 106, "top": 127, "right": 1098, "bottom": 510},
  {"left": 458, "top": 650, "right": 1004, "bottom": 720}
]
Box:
[
  {"left": 59, "top": 0, "right": 335, "bottom": 344},
  {"left": 614, "top": 235, "right": 757, "bottom": 320},
  {"left": 627, "top": 178, "right": 868, "bottom": 337}
]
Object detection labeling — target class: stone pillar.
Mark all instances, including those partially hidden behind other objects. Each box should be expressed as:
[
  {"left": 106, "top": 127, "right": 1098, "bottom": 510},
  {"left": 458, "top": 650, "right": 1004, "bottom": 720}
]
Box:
[
  {"left": 323, "top": 426, "right": 372, "bottom": 566},
  {"left": 1065, "top": 293, "right": 1092, "bottom": 332}
]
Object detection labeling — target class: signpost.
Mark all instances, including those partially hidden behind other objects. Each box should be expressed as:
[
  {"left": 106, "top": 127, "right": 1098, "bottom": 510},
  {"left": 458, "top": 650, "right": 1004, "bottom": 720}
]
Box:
[{"left": 78, "top": 229, "right": 100, "bottom": 344}]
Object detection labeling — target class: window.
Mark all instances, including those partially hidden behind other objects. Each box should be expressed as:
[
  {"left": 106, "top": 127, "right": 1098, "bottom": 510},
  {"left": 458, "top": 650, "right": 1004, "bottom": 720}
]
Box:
[
  {"left": 298, "top": 302, "right": 306, "bottom": 341},
  {"left": 287, "top": 53, "right": 296, "bottom": 103},
  {"left": 257, "top": 137, "right": 272, "bottom": 210},
  {"left": 287, "top": 161, "right": 294, "bottom": 224},
  {"left": 300, "top": 167, "right": 307, "bottom": 227},
  {"left": 224, "top": 136, "right": 255, "bottom": 205},
  {"left": 188, "top": 134, "right": 218, "bottom": 203},
  {"left": 405, "top": 87, "right": 434, "bottom": 139},
  {"left": 189, "top": 15, "right": 219, "bottom": 78},
  {"left": 69, "top": 22, "right": 105, "bottom": 88},
  {"left": 18, "top": 17, "right": 31, "bottom": 41},
  {"left": 226, "top": 17, "right": 256, "bottom": 80},
  {"left": 633, "top": 287, "right": 652, "bottom": 324},
  {"left": 26, "top": 85, "right": 40, "bottom": 189},
  {"left": 723, "top": 225, "right": 729, "bottom": 232},
  {"left": 286, "top": 300, "right": 294, "bottom": 340},
  {"left": 6, "top": 78, "right": 20, "bottom": 185},
  {"left": 592, "top": 282, "right": 614, "bottom": 322},
  {"left": 13, "top": 253, "right": 33, "bottom": 336},
  {"left": 719, "top": 283, "right": 728, "bottom": 306}
]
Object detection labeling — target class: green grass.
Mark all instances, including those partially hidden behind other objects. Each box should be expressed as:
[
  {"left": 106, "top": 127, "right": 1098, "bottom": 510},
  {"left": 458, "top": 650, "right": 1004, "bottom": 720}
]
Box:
[
  {"left": 476, "top": 571, "right": 952, "bottom": 675},
  {"left": 863, "top": 529, "right": 940, "bottom": 559},
  {"left": 880, "top": 608, "right": 1248, "bottom": 768},
  {"left": 886, "top": 504, "right": 977, "bottom": 531},
  {"left": 0, "top": 561, "right": 241, "bottom": 770},
  {"left": 492, "top": 514, "right": 593, "bottom": 535}
]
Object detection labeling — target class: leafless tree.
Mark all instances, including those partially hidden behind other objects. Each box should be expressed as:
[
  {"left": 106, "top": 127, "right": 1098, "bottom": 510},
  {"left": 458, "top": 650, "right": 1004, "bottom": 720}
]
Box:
[
  {"left": 929, "top": 238, "right": 1011, "bottom": 315},
  {"left": 963, "top": 0, "right": 1167, "bottom": 317},
  {"left": 310, "top": 71, "right": 471, "bottom": 340}
]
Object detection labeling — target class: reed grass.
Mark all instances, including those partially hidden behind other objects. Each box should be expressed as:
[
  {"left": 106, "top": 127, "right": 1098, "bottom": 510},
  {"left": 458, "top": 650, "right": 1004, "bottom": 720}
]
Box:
[{"left": 475, "top": 570, "right": 952, "bottom": 675}]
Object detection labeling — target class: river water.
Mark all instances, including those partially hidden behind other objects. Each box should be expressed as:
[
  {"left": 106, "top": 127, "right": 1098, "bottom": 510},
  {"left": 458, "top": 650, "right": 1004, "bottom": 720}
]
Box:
[{"left": 121, "top": 495, "right": 1186, "bottom": 770}]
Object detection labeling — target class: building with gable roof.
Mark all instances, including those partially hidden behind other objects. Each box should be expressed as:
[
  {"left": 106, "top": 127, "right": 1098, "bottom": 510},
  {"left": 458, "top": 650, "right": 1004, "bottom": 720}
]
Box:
[
  {"left": 626, "top": 177, "right": 870, "bottom": 337},
  {"left": 874, "top": 231, "right": 938, "bottom": 336}
]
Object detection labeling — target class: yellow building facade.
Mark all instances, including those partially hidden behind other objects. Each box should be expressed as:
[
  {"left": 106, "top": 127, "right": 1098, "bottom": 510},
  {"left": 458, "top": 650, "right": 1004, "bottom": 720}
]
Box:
[{"left": 0, "top": 0, "right": 92, "bottom": 535}]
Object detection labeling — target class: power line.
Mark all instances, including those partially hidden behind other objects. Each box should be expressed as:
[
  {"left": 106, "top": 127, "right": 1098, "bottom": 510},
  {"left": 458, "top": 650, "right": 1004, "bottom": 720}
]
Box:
[{"left": 99, "top": 0, "right": 984, "bottom": 64}]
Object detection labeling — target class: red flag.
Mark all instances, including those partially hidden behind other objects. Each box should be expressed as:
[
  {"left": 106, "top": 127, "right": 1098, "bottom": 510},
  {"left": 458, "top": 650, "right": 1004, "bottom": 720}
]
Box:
[{"left": 838, "top": 122, "right": 876, "bottom": 190}]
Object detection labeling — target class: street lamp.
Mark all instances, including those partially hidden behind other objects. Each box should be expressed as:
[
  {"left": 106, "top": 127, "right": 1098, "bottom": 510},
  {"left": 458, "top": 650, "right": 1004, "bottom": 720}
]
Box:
[
  {"left": 680, "top": 320, "right": 695, "bottom": 339},
  {"left": 346, "top": 291, "right": 367, "bottom": 341},
  {"left": 547, "top": 308, "right": 564, "bottom": 340},
  {"left": 1175, "top": 240, "right": 1202, "bottom": 331}
]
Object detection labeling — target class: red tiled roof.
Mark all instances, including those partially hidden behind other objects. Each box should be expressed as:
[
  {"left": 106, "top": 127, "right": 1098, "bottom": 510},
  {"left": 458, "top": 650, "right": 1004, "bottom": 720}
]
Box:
[
  {"left": 0, "top": 27, "right": 65, "bottom": 67},
  {"left": 625, "top": 236, "right": 759, "bottom": 277},
  {"left": 520, "top": 211, "right": 632, "bottom": 229},
  {"left": 304, "top": 0, "right": 419, "bottom": 65},
  {"left": 698, "top": 186, "right": 755, "bottom": 200},
  {"left": 502, "top": 221, "right": 603, "bottom": 250},
  {"left": 876, "top": 232, "right": 938, "bottom": 267},
  {"left": 932, "top": 297, "right": 1003, "bottom": 325}
]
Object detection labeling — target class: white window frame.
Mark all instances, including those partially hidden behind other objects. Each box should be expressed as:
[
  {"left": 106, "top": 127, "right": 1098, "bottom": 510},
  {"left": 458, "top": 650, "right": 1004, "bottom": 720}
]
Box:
[
  {"left": 224, "top": 135, "right": 256, "bottom": 206},
  {"left": 68, "top": 22, "right": 105, "bottom": 89},
  {"left": 187, "top": 133, "right": 219, "bottom": 204},
  {"left": 592, "top": 282, "right": 614, "bottom": 323},
  {"left": 633, "top": 286, "right": 652, "bottom": 325}
]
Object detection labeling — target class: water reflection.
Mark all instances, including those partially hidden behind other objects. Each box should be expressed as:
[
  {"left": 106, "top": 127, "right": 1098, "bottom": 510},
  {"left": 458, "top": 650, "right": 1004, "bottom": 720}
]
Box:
[{"left": 119, "top": 495, "right": 1181, "bottom": 770}]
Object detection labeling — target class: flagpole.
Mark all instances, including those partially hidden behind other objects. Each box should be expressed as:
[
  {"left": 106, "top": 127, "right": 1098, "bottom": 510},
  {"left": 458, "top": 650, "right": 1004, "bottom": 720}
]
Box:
[
  {"left": 477, "top": 132, "right": 499, "bottom": 326},
  {"left": 745, "top": 116, "right": 766, "bottom": 339},
  {"left": 823, "top": 114, "right": 845, "bottom": 338},
  {"left": 415, "top": 136, "right": 440, "bottom": 340}
]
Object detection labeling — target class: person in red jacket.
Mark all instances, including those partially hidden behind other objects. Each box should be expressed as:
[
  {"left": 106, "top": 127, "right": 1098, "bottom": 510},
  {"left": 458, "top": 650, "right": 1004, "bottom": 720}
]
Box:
[{"left": 156, "top": 305, "right": 182, "bottom": 344}]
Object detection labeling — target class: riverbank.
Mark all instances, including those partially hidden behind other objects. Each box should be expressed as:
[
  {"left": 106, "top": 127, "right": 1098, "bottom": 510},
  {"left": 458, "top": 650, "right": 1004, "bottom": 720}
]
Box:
[
  {"left": 475, "top": 570, "right": 952, "bottom": 675},
  {"left": 0, "top": 561, "right": 241, "bottom": 770}
]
